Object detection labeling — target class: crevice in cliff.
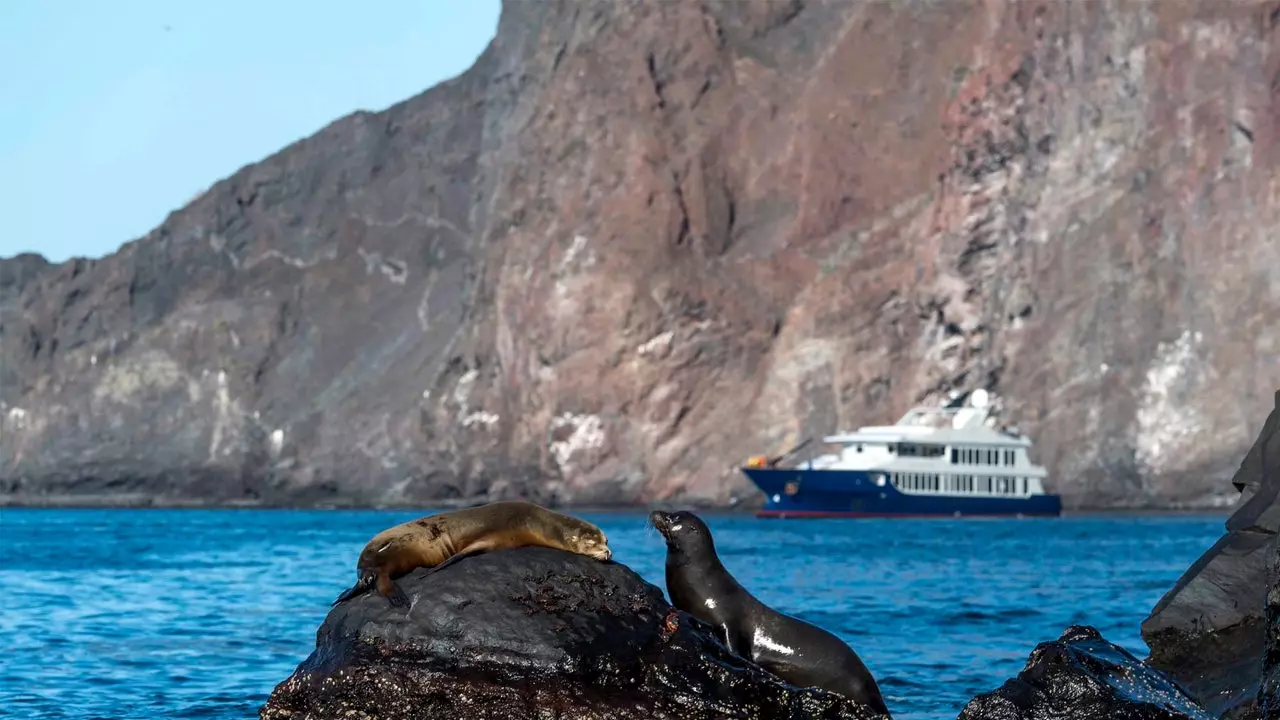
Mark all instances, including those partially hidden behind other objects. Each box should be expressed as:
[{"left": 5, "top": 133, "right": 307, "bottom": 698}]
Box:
[
  {"left": 721, "top": 193, "right": 737, "bottom": 254},
  {"left": 671, "top": 177, "right": 692, "bottom": 247},
  {"left": 645, "top": 52, "right": 667, "bottom": 111}
]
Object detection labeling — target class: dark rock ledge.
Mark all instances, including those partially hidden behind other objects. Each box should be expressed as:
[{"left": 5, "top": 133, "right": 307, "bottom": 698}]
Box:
[
  {"left": 258, "top": 547, "right": 1218, "bottom": 720},
  {"left": 959, "top": 626, "right": 1213, "bottom": 720},
  {"left": 259, "top": 547, "right": 884, "bottom": 720}
]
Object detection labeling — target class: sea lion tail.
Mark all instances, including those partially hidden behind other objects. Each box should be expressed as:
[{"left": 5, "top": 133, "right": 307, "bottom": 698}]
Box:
[{"left": 331, "top": 571, "right": 375, "bottom": 606}]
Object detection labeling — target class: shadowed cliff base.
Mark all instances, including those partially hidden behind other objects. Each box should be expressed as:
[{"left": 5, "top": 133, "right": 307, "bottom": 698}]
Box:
[{"left": 2, "top": 0, "right": 1277, "bottom": 509}]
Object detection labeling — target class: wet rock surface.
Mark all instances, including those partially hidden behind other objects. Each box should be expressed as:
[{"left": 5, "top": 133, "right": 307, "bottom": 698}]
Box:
[
  {"left": 2, "top": 0, "right": 1278, "bottom": 510},
  {"left": 1261, "top": 537, "right": 1280, "bottom": 719},
  {"left": 259, "top": 547, "right": 884, "bottom": 720},
  {"left": 1142, "top": 392, "right": 1280, "bottom": 718},
  {"left": 958, "top": 625, "right": 1213, "bottom": 720}
]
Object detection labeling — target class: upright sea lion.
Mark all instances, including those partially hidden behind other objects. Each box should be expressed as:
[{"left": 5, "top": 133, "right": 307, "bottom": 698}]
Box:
[
  {"left": 650, "top": 509, "right": 892, "bottom": 717},
  {"left": 333, "top": 501, "right": 612, "bottom": 607}
]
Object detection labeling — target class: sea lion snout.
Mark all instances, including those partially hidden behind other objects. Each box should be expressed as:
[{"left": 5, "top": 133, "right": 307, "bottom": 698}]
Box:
[
  {"left": 648, "top": 510, "right": 676, "bottom": 535},
  {"left": 650, "top": 510, "right": 700, "bottom": 541},
  {"left": 579, "top": 537, "right": 613, "bottom": 561},
  {"left": 570, "top": 527, "right": 613, "bottom": 561}
]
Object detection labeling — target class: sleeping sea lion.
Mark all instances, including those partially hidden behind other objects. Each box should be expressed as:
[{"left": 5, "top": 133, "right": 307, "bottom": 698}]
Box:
[{"left": 333, "top": 500, "right": 612, "bottom": 607}]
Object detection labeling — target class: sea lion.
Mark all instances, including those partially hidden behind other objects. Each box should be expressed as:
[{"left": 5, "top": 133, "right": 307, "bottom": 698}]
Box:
[
  {"left": 650, "top": 509, "right": 892, "bottom": 717},
  {"left": 334, "top": 501, "right": 613, "bottom": 607}
]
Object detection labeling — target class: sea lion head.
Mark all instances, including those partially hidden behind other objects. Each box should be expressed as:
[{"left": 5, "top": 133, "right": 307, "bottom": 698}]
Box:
[
  {"left": 648, "top": 510, "right": 713, "bottom": 553},
  {"left": 564, "top": 520, "right": 612, "bottom": 561}
]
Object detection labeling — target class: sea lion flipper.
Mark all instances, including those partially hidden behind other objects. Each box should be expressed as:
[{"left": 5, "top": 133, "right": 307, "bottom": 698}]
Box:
[
  {"left": 331, "top": 572, "right": 375, "bottom": 606},
  {"left": 385, "top": 582, "right": 411, "bottom": 608},
  {"left": 374, "top": 571, "right": 412, "bottom": 608},
  {"left": 424, "top": 547, "right": 487, "bottom": 577},
  {"left": 717, "top": 623, "right": 745, "bottom": 657}
]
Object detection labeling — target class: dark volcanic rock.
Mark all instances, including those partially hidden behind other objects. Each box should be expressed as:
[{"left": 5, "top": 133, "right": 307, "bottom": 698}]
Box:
[
  {"left": 958, "top": 625, "right": 1212, "bottom": 720},
  {"left": 1260, "top": 525, "right": 1280, "bottom": 719},
  {"left": 1142, "top": 391, "right": 1280, "bottom": 718},
  {"left": 2, "top": 0, "right": 1279, "bottom": 509},
  {"left": 259, "top": 547, "right": 883, "bottom": 720}
]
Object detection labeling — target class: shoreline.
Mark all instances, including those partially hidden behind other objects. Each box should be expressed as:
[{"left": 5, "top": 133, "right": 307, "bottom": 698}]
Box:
[{"left": 0, "top": 494, "right": 1236, "bottom": 517}]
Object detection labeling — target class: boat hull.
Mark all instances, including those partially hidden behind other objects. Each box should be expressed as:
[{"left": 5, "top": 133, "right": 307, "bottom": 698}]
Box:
[{"left": 742, "top": 468, "right": 1063, "bottom": 518}]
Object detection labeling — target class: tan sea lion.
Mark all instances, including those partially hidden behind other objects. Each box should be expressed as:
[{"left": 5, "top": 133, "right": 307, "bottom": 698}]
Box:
[{"left": 333, "top": 500, "right": 613, "bottom": 608}]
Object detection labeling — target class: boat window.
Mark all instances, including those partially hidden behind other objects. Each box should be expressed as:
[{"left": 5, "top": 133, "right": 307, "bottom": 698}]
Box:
[
  {"left": 950, "top": 448, "right": 959, "bottom": 464},
  {"left": 896, "top": 443, "right": 946, "bottom": 458},
  {"left": 856, "top": 444, "right": 863, "bottom": 453}
]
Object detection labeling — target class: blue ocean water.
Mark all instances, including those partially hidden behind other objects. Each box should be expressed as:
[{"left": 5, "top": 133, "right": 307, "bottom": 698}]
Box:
[{"left": 0, "top": 509, "right": 1224, "bottom": 720}]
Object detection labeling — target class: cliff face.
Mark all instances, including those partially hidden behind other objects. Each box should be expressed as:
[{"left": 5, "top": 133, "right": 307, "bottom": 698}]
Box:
[{"left": 2, "top": 0, "right": 1278, "bottom": 508}]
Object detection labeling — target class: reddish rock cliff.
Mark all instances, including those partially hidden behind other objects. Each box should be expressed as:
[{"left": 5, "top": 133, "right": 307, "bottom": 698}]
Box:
[{"left": 1, "top": 0, "right": 1277, "bottom": 508}]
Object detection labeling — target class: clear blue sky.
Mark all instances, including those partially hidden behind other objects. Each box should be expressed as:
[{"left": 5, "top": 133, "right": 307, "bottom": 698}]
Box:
[{"left": 0, "top": 0, "right": 500, "bottom": 263}]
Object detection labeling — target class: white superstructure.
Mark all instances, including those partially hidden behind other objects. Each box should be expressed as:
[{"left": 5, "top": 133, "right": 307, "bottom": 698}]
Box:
[{"left": 796, "top": 390, "right": 1050, "bottom": 498}]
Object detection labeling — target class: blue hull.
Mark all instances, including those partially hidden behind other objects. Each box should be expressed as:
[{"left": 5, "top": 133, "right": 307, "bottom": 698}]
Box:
[{"left": 742, "top": 468, "right": 1063, "bottom": 518}]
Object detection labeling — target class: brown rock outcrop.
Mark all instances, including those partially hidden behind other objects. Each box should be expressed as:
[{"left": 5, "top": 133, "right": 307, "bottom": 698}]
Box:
[{"left": 1, "top": 0, "right": 1278, "bottom": 508}]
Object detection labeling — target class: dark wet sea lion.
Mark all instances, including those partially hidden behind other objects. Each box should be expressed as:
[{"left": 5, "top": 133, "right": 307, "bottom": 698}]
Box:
[
  {"left": 650, "top": 509, "right": 892, "bottom": 717},
  {"left": 334, "top": 501, "right": 612, "bottom": 607}
]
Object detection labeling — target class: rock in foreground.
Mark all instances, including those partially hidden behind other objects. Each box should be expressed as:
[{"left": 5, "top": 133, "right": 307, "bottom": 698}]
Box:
[
  {"left": 1141, "top": 391, "right": 1280, "bottom": 718},
  {"left": 260, "top": 548, "right": 884, "bottom": 720},
  {"left": 959, "top": 626, "right": 1212, "bottom": 720},
  {"left": 1260, "top": 537, "right": 1280, "bottom": 719}
]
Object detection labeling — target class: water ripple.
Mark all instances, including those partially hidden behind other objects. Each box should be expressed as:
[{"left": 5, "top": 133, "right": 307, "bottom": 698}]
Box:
[{"left": 0, "top": 508, "right": 1224, "bottom": 719}]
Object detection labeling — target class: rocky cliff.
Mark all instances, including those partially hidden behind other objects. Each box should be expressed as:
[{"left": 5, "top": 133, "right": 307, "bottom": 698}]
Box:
[{"left": 2, "top": 0, "right": 1278, "bottom": 509}]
